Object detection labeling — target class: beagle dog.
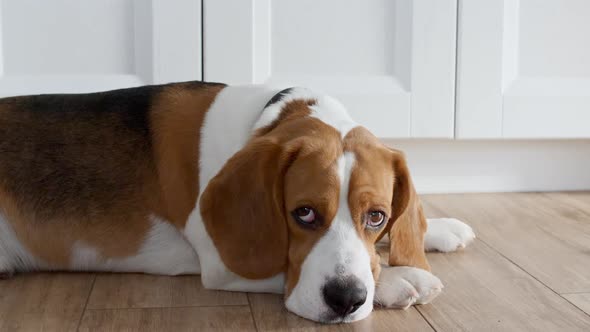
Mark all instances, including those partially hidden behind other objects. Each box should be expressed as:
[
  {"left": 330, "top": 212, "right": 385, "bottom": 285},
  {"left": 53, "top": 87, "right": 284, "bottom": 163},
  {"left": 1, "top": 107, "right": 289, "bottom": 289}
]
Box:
[{"left": 0, "top": 82, "right": 475, "bottom": 323}]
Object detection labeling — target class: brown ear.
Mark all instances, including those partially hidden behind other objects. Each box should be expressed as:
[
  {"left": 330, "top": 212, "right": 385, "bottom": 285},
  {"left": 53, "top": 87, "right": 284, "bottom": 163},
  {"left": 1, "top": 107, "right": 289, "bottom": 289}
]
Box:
[
  {"left": 199, "top": 136, "right": 296, "bottom": 280},
  {"left": 380, "top": 149, "right": 430, "bottom": 271}
]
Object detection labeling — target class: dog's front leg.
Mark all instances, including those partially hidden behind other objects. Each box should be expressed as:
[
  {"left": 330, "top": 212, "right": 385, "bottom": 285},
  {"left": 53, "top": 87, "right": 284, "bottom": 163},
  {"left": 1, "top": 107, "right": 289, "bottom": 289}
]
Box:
[{"left": 374, "top": 265, "right": 443, "bottom": 309}]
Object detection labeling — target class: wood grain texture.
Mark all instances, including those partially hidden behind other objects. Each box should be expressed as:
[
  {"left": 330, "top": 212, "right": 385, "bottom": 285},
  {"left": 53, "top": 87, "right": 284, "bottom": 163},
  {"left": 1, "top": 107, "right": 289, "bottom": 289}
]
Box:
[
  {"left": 564, "top": 293, "right": 590, "bottom": 316},
  {"left": 78, "top": 306, "right": 256, "bottom": 332},
  {"left": 417, "top": 240, "right": 590, "bottom": 331},
  {"left": 87, "top": 274, "right": 248, "bottom": 309},
  {"left": 247, "top": 293, "right": 434, "bottom": 332},
  {"left": 423, "top": 193, "right": 590, "bottom": 293},
  {"left": 0, "top": 273, "right": 94, "bottom": 332},
  {"left": 2, "top": 192, "right": 590, "bottom": 331}
]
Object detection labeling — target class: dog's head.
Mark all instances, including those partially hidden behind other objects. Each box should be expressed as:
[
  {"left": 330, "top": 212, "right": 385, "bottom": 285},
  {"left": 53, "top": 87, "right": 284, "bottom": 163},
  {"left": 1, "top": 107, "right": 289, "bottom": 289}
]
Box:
[{"left": 200, "top": 89, "right": 427, "bottom": 323}]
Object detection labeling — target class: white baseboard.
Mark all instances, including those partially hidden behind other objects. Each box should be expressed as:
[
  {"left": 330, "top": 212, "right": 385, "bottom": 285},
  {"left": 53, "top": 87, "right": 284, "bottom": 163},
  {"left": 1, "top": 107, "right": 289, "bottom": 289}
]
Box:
[{"left": 381, "top": 139, "right": 590, "bottom": 194}]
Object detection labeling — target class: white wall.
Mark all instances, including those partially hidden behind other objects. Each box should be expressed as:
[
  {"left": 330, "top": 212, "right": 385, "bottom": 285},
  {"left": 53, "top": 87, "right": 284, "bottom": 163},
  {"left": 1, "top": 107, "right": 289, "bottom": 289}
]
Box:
[{"left": 385, "top": 139, "right": 590, "bottom": 193}]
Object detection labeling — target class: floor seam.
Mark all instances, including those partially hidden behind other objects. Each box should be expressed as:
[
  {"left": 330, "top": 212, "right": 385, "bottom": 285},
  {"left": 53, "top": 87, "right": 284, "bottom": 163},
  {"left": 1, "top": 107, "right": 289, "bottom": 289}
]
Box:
[
  {"left": 76, "top": 274, "right": 97, "bottom": 332},
  {"left": 83, "top": 304, "right": 252, "bottom": 311},
  {"left": 415, "top": 306, "right": 438, "bottom": 332},
  {"left": 476, "top": 237, "right": 590, "bottom": 319},
  {"left": 246, "top": 294, "right": 260, "bottom": 332}
]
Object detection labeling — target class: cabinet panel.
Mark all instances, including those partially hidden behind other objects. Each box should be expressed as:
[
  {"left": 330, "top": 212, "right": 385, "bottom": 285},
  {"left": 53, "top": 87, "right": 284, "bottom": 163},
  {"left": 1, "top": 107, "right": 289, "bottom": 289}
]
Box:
[
  {"left": 456, "top": 0, "right": 590, "bottom": 138},
  {"left": 0, "top": 0, "right": 201, "bottom": 97},
  {"left": 204, "top": 0, "right": 457, "bottom": 138}
]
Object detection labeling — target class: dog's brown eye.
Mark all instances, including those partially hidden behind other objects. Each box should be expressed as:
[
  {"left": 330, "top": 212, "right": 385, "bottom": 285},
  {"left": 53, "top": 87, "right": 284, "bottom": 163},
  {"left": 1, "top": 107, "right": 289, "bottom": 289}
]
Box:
[
  {"left": 292, "top": 207, "right": 317, "bottom": 226},
  {"left": 295, "top": 207, "right": 315, "bottom": 223},
  {"left": 367, "top": 211, "right": 386, "bottom": 228}
]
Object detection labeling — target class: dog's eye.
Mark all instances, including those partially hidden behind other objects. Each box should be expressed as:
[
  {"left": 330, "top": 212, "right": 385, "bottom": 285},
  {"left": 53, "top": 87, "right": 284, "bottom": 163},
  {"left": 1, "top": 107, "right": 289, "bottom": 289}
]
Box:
[
  {"left": 293, "top": 207, "right": 317, "bottom": 225},
  {"left": 366, "top": 211, "right": 386, "bottom": 228}
]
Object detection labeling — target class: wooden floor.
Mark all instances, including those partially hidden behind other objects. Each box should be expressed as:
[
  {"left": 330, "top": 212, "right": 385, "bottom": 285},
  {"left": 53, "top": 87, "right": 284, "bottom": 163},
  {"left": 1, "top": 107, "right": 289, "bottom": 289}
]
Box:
[{"left": 1, "top": 192, "right": 589, "bottom": 331}]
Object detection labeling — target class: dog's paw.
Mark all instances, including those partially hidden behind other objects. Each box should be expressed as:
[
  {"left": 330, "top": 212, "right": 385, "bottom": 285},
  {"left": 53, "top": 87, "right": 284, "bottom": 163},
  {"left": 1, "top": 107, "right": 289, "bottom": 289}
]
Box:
[
  {"left": 0, "top": 270, "right": 14, "bottom": 280},
  {"left": 374, "top": 266, "right": 443, "bottom": 309},
  {"left": 425, "top": 218, "right": 475, "bottom": 252}
]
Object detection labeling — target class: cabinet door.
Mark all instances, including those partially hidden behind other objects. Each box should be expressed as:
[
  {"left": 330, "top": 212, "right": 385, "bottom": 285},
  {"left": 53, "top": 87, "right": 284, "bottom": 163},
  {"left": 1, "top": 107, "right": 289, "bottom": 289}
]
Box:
[
  {"left": 0, "top": 0, "right": 201, "bottom": 97},
  {"left": 204, "top": 0, "right": 457, "bottom": 138},
  {"left": 456, "top": 0, "right": 590, "bottom": 138}
]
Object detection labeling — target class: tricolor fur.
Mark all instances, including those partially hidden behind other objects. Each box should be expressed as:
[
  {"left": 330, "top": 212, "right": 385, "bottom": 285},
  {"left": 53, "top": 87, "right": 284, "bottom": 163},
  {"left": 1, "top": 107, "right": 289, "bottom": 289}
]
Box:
[{"left": 0, "top": 82, "right": 475, "bottom": 323}]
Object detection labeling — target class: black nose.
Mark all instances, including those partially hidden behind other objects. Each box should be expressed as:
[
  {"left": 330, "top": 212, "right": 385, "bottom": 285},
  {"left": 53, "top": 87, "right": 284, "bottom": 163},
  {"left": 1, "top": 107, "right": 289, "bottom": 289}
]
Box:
[{"left": 322, "top": 276, "right": 367, "bottom": 316}]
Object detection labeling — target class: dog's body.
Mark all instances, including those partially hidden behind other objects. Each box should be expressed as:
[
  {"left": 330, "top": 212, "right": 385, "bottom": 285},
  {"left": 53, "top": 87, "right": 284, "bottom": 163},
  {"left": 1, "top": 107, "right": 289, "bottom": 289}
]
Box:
[{"left": 0, "top": 81, "right": 474, "bottom": 323}]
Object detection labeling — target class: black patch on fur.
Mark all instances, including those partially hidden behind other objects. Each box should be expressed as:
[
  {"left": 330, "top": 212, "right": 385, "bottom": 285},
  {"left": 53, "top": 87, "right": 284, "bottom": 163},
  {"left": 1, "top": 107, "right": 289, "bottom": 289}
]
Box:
[
  {"left": 264, "top": 87, "right": 294, "bottom": 109},
  {"left": 0, "top": 81, "right": 224, "bottom": 220}
]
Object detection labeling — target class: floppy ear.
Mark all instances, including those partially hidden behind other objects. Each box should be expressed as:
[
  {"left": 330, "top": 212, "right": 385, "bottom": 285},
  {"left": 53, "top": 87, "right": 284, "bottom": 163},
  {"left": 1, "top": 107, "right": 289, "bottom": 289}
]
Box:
[
  {"left": 200, "top": 136, "right": 297, "bottom": 280},
  {"left": 379, "top": 149, "right": 430, "bottom": 271}
]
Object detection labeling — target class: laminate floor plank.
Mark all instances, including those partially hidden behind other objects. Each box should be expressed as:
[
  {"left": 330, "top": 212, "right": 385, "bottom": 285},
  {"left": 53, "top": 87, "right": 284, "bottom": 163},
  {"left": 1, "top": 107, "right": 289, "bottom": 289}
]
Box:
[
  {"left": 87, "top": 273, "right": 248, "bottom": 309},
  {"left": 0, "top": 273, "right": 94, "bottom": 332},
  {"left": 423, "top": 193, "right": 590, "bottom": 294},
  {"left": 78, "top": 306, "right": 256, "bottom": 332}
]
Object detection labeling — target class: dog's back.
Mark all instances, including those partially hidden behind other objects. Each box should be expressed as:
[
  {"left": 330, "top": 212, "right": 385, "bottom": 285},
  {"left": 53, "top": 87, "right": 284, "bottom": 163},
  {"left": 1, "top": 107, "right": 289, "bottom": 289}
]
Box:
[
  {"left": 0, "top": 81, "right": 223, "bottom": 274},
  {"left": 0, "top": 87, "right": 158, "bottom": 223}
]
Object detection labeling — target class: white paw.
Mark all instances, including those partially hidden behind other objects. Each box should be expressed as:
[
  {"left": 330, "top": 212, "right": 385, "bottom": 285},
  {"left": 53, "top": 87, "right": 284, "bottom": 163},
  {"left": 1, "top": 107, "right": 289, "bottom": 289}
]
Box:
[
  {"left": 374, "top": 266, "right": 443, "bottom": 309},
  {"left": 425, "top": 218, "right": 475, "bottom": 253}
]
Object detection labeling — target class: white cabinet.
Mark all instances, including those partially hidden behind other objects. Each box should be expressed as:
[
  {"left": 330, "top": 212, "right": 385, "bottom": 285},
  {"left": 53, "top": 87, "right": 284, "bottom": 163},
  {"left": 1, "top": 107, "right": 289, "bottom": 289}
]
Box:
[
  {"left": 2, "top": 0, "right": 589, "bottom": 140},
  {"left": 456, "top": 0, "right": 590, "bottom": 138},
  {"left": 0, "top": 0, "right": 201, "bottom": 98},
  {"left": 204, "top": 0, "right": 457, "bottom": 138}
]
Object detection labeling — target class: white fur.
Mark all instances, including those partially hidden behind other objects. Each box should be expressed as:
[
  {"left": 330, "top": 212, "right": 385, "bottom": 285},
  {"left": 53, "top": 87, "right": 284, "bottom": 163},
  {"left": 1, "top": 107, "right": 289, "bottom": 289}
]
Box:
[
  {"left": 309, "top": 95, "right": 357, "bottom": 138},
  {"left": 375, "top": 266, "right": 443, "bottom": 309},
  {"left": 0, "top": 212, "right": 46, "bottom": 273},
  {"left": 254, "top": 87, "right": 358, "bottom": 139},
  {"left": 254, "top": 87, "right": 320, "bottom": 129},
  {"left": 425, "top": 218, "right": 476, "bottom": 252},
  {"left": 374, "top": 218, "right": 475, "bottom": 309},
  {"left": 285, "top": 153, "right": 375, "bottom": 323},
  {"left": 70, "top": 215, "right": 200, "bottom": 276},
  {"left": 185, "top": 85, "right": 285, "bottom": 293}
]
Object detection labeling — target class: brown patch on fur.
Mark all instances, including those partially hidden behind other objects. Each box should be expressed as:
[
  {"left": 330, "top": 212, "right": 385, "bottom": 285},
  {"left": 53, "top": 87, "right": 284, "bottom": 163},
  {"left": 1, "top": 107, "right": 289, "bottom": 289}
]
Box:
[
  {"left": 344, "top": 127, "right": 430, "bottom": 276},
  {"left": 344, "top": 127, "right": 394, "bottom": 280},
  {"left": 283, "top": 133, "right": 342, "bottom": 295},
  {"left": 200, "top": 99, "right": 343, "bottom": 286},
  {"left": 0, "top": 82, "right": 224, "bottom": 269},
  {"left": 255, "top": 99, "right": 316, "bottom": 136},
  {"left": 200, "top": 137, "right": 290, "bottom": 280},
  {"left": 0, "top": 185, "right": 153, "bottom": 267},
  {"left": 150, "top": 83, "right": 225, "bottom": 228},
  {"left": 388, "top": 201, "right": 430, "bottom": 269},
  {"left": 386, "top": 150, "right": 430, "bottom": 271}
]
